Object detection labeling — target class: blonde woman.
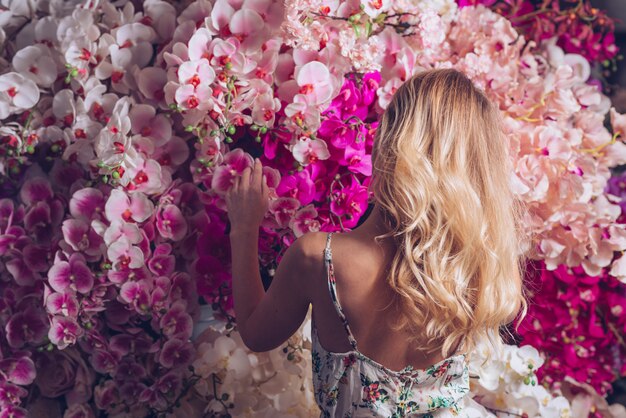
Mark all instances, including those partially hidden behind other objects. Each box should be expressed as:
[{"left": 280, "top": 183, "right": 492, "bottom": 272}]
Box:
[{"left": 225, "top": 68, "right": 528, "bottom": 416}]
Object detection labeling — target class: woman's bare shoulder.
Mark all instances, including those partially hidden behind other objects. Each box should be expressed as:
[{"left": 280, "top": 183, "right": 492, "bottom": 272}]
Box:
[{"left": 289, "top": 231, "right": 328, "bottom": 261}]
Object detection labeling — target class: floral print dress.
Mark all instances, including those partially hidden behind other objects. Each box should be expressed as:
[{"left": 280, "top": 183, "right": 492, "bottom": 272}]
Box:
[{"left": 311, "top": 232, "right": 472, "bottom": 417}]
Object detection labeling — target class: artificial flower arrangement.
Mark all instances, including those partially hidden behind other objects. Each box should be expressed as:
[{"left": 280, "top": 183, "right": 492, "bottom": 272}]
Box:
[{"left": 0, "top": 0, "right": 625, "bottom": 417}]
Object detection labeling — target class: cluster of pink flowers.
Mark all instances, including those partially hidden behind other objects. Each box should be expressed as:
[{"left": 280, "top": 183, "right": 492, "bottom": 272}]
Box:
[
  {"left": 0, "top": 0, "right": 625, "bottom": 416},
  {"left": 0, "top": 172, "right": 211, "bottom": 417},
  {"left": 457, "top": 0, "right": 621, "bottom": 69},
  {"left": 518, "top": 257, "right": 626, "bottom": 397},
  {"left": 514, "top": 171, "right": 626, "bottom": 398}
]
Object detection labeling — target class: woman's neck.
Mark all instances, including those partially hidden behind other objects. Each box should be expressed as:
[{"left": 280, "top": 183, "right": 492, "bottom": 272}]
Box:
[{"left": 353, "top": 203, "right": 393, "bottom": 239}]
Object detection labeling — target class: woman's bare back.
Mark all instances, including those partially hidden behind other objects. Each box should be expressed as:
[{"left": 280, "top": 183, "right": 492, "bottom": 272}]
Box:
[{"left": 308, "top": 209, "right": 449, "bottom": 372}]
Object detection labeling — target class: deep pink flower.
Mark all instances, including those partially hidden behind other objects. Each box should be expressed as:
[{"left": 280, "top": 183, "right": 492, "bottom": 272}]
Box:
[
  {"left": 158, "top": 339, "right": 194, "bottom": 368},
  {"left": 63, "top": 403, "right": 96, "bottom": 418},
  {"left": 0, "top": 357, "right": 36, "bottom": 386},
  {"left": 0, "top": 199, "right": 24, "bottom": 233},
  {"left": 318, "top": 117, "right": 357, "bottom": 150},
  {"left": 343, "top": 146, "right": 372, "bottom": 176},
  {"left": 5, "top": 254, "right": 38, "bottom": 287},
  {"left": 48, "top": 254, "right": 94, "bottom": 294},
  {"left": 62, "top": 218, "right": 104, "bottom": 257},
  {"left": 19, "top": 177, "right": 53, "bottom": 206},
  {"left": 120, "top": 280, "right": 152, "bottom": 314},
  {"left": 23, "top": 202, "right": 51, "bottom": 235},
  {"left": 211, "top": 148, "right": 253, "bottom": 195},
  {"left": 0, "top": 403, "right": 28, "bottom": 418},
  {"left": 5, "top": 308, "right": 48, "bottom": 348},
  {"left": 48, "top": 316, "right": 82, "bottom": 349},
  {"left": 330, "top": 177, "right": 369, "bottom": 227},
  {"left": 276, "top": 170, "right": 315, "bottom": 205},
  {"left": 108, "top": 333, "right": 152, "bottom": 357},
  {"left": 90, "top": 350, "right": 121, "bottom": 375},
  {"left": 94, "top": 380, "right": 120, "bottom": 411},
  {"left": 69, "top": 188, "right": 106, "bottom": 221},
  {"left": 159, "top": 301, "right": 193, "bottom": 340},
  {"left": 0, "top": 382, "right": 28, "bottom": 406},
  {"left": 46, "top": 292, "right": 79, "bottom": 317}
]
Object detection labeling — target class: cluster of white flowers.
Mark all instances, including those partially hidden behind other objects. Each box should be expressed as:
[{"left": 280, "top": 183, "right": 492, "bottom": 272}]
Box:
[
  {"left": 468, "top": 339, "right": 572, "bottom": 417},
  {"left": 187, "top": 309, "right": 318, "bottom": 417}
]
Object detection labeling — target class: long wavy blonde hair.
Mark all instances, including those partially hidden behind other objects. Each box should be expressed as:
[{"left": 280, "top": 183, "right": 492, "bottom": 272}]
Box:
[{"left": 370, "top": 68, "right": 529, "bottom": 359}]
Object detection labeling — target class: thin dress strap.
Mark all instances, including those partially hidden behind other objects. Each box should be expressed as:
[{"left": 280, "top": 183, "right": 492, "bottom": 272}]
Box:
[{"left": 324, "top": 232, "right": 358, "bottom": 350}]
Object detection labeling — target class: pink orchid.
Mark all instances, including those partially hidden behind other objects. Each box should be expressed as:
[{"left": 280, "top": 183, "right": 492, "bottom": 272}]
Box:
[
  {"left": 175, "top": 59, "right": 215, "bottom": 111},
  {"left": 284, "top": 95, "right": 323, "bottom": 132},
  {"left": 0, "top": 403, "right": 28, "bottom": 418},
  {"left": 129, "top": 104, "right": 172, "bottom": 146},
  {"left": 12, "top": 44, "right": 57, "bottom": 88},
  {"left": 292, "top": 137, "right": 331, "bottom": 166},
  {"left": 90, "top": 350, "right": 121, "bottom": 375},
  {"left": 610, "top": 107, "right": 626, "bottom": 137},
  {"left": 209, "top": 38, "right": 257, "bottom": 75},
  {"left": 251, "top": 93, "right": 282, "bottom": 127},
  {"left": 113, "top": 22, "right": 156, "bottom": 68},
  {"left": 0, "top": 72, "right": 40, "bottom": 118},
  {"left": 5, "top": 253, "right": 38, "bottom": 287},
  {"left": 94, "top": 380, "right": 120, "bottom": 411},
  {"left": 105, "top": 189, "right": 154, "bottom": 223},
  {"left": 289, "top": 205, "right": 321, "bottom": 237},
  {"left": 295, "top": 61, "right": 334, "bottom": 106},
  {"left": 147, "top": 244, "right": 176, "bottom": 276},
  {"left": 109, "top": 333, "right": 152, "bottom": 357},
  {"left": 152, "top": 136, "right": 190, "bottom": 170},
  {"left": 228, "top": 8, "right": 267, "bottom": 52},
  {"left": 103, "top": 219, "right": 142, "bottom": 246},
  {"left": 107, "top": 238, "right": 145, "bottom": 271},
  {"left": 156, "top": 204, "right": 188, "bottom": 241},
  {"left": 187, "top": 28, "right": 213, "bottom": 61},
  {"left": 123, "top": 158, "right": 168, "bottom": 195},
  {"left": 269, "top": 197, "right": 300, "bottom": 228},
  {"left": 136, "top": 67, "right": 168, "bottom": 102},
  {"left": 48, "top": 254, "right": 95, "bottom": 294}
]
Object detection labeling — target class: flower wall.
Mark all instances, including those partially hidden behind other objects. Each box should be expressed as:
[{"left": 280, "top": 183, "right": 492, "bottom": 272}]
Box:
[{"left": 0, "top": 0, "right": 625, "bottom": 417}]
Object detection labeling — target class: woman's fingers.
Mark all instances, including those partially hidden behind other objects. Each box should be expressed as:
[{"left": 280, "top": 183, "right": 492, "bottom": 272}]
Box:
[
  {"left": 253, "top": 158, "right": 263, "bottom": 188},
  {"left": 241, "top": 166, "right": 251, "bottom": 189}
]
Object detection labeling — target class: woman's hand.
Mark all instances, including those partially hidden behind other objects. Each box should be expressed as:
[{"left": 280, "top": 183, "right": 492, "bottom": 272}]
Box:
[{"left": 225, "top": 158, "right": 269, "bottom": 235}]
